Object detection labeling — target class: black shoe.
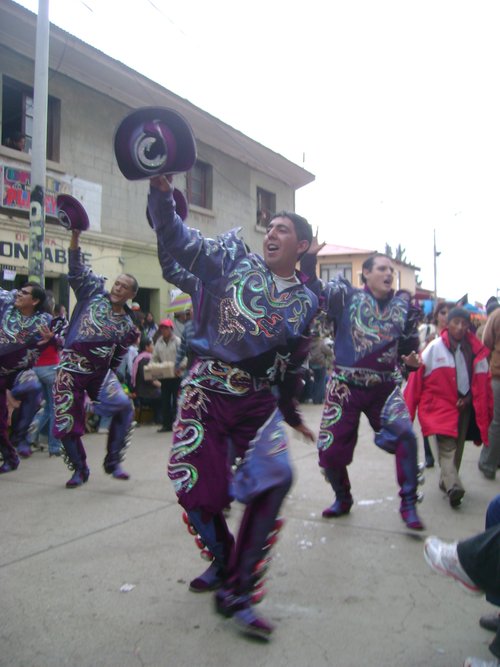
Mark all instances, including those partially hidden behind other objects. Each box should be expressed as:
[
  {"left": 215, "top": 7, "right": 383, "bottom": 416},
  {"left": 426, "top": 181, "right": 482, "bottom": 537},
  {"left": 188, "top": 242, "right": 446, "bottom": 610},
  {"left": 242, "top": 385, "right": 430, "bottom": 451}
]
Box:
[
  {"left": 322, "top": 497, "right": 353, "bottom": 518},
  {"left": 189, "top": 562, "right": 224, "bottom": 592},
  {"left": 448, "top": 486, "right": 465, "bottom": 508},
  {"left": 425, "top": 456, "right": 435, "bottom": 469},
  {"left": 400, "top": 505, "right": 425, "bottom": 530},
  {"left": 111, "top": 465, "right": 130, "bottom": 481},
  {"left": 0, "top": 457, "right": 20, "bottom": 474},
  {"left": 479, "top": 613, "right": 500, "bottom": 633},
  {"left": 215, "top": 589, "right": 274, "bottom": 640},
  {"left": 66, "top": 467, "right": 90, "bottom": 489}
]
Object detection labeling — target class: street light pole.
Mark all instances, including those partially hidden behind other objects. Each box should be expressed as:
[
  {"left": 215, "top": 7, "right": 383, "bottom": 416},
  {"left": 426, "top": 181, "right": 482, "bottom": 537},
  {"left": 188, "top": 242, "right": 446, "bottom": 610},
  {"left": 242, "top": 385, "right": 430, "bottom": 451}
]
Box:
[{"left": 28, "top": 0, "right": 50, "bottom": 285}]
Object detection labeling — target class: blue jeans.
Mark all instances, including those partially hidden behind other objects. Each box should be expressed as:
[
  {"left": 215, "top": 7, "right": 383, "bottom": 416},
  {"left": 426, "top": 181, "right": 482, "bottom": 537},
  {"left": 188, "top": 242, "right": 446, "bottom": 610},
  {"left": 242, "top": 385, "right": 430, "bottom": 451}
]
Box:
[
  {"left": 30, "top": 365, "right": 62, "bottom": 454},
  {"left": 99, "top": 415, "right": 112, "bottom": 430},
  {"left": 311, "top": 366, "right": 327, "bottom": 404}
]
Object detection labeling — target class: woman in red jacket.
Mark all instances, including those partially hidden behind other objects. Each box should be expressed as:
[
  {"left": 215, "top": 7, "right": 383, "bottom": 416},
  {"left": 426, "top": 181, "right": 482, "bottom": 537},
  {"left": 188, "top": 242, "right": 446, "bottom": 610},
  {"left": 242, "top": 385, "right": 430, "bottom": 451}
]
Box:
[{"left": 404, "top": 307, "right": 493, "bottom": 508}]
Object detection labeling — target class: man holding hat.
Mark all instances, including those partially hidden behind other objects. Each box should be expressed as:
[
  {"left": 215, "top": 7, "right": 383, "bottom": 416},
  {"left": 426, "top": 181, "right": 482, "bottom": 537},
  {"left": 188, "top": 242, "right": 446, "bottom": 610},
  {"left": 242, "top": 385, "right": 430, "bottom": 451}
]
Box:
[
  {"left": 479, "top": 296, "right": 500, "bottom": 479},
  {"left": 147, "top": 174, "right": 317, "bottom": 640},
  {"left": 152, "top": 318, "right": 180, "bottom": 433},
  {"left": 53, "top": 225, "right": 140, "bottom": 488},
  {"left": 405, "top": 306, "right": 493, "bottom": 507}
]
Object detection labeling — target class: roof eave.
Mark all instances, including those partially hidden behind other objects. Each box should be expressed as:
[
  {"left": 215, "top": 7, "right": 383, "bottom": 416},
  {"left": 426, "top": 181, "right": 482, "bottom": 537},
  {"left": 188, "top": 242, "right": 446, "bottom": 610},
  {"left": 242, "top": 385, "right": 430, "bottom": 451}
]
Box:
[{"left": 0, "top": 1, "right": 314, "bottom": 190}]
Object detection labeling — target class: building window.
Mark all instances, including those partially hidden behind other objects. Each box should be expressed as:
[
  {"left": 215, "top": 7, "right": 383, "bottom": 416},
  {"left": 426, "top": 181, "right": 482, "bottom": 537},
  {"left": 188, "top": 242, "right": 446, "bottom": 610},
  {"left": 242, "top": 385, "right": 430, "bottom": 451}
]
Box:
[
  {"left": 320, "top": 263, "right": 352, "bottom": 283},
  {"left": 187, "top": 160, "right": 212, "bottom": 209},
  {"left": 256, "top": 187, "right": 276, "bottom": 229},
  {"left": 1, "top": 76, "right": 60, "bottom": 161}
]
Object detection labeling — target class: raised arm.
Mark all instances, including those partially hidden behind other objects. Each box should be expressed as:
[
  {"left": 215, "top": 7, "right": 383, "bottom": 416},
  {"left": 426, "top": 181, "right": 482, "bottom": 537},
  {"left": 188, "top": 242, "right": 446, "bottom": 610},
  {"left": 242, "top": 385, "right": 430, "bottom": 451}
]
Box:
[
  {"left": 67, "top": 229, "right": 105, "bottom": 301},
  {"left": 300, "top": 235, "right": 350, "bottom": 326},
  {"left": 148, "top": 175, "right": 245, "bottom": 282},
  {"left": 299, "top": 228, "right": 325, "bottom": 297},
  {"left": 154, "top": 223, "right": 200, "bottom": 295}
]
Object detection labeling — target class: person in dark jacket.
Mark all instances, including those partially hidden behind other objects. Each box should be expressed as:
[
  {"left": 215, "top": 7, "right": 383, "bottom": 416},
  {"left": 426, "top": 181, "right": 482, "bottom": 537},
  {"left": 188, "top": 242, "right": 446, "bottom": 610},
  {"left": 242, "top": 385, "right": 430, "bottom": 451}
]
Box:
[{"left": 131, "top": 337, "right": 161, "bottom": 424}]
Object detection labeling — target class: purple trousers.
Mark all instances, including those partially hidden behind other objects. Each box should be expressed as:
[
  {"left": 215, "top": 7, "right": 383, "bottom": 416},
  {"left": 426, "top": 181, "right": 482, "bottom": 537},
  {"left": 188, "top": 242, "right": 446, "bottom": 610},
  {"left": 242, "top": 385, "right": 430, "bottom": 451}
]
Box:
[
  {"left": 169, "top": 373, "right": 292, "bottom": 596},
  {"left": 53, "top": 368, "right": 134, "bottom": 472},
  {"left": 0, "top": 370, "right": 42, "bottom": 463},
  {"left": 318, "top": 378, "right": 419, "bottom": 508}
]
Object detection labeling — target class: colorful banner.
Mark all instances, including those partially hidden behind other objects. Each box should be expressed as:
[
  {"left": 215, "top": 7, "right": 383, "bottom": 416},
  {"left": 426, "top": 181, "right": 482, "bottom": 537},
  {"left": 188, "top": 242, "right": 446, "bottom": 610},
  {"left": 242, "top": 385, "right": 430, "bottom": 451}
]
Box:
[{"left": 1, "top": 164, "right": 71, "bottom": 216}]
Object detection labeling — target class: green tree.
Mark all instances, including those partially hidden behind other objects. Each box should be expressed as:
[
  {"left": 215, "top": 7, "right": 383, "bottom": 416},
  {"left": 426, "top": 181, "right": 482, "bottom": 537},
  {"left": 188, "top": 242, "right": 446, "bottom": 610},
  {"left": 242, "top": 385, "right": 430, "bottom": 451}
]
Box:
[
  {"left": 394, "top": 244, "right": 407, "bottom": 262},
  {"left": 385, "top": 242, "right": 412, "bottom": 264}
]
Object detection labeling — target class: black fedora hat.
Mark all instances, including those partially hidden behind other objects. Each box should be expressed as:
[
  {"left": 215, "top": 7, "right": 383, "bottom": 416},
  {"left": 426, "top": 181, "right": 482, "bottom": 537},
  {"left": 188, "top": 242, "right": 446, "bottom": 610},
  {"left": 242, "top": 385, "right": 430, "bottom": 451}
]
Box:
[
  {"left": 146, "top": 188, "right": 188, "bottom": 228},
  {"left": 56, "top": 194, "right": 90, "bottom": 231},
  {"left": 114, "top": 107, "right": 196, "bottom": 180}
]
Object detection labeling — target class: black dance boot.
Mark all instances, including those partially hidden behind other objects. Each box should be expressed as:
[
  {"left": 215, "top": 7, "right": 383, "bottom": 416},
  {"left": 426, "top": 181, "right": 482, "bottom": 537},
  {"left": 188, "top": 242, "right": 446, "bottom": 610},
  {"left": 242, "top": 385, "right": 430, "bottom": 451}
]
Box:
[{"left": 322, "top": 466, "right": 353, "bottom": 517}]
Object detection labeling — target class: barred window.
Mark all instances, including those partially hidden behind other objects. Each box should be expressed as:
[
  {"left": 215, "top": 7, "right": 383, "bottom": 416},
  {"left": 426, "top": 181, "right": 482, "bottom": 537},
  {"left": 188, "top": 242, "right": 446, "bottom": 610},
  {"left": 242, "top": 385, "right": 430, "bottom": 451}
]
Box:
[{"left": 187, "top": 160, "right": 212, "bottom": 209}]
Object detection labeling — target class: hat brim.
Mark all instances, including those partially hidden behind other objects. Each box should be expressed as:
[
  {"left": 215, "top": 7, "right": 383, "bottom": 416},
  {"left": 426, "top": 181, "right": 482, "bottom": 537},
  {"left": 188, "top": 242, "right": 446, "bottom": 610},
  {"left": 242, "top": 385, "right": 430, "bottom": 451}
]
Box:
[
  {"left": 56, "top": 195, "right": 90, "bottom": 231},
  {"left": 114, "top": 106, "right": 197, "bottom": 180},
  {"left": 146, "top": 189, "right": 188, "bottom": 228}
]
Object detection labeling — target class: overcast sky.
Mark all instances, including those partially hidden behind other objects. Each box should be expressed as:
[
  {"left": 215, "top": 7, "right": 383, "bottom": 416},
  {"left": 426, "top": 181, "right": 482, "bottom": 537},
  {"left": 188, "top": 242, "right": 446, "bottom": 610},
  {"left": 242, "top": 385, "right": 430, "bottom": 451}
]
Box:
[{"left": 13, "top": 0, "right": 500, "bottom": 304}]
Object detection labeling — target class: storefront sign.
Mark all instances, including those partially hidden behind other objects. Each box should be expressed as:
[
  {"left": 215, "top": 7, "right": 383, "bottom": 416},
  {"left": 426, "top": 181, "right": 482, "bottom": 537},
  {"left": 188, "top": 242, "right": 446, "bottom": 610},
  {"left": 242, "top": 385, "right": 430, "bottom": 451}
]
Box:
[{"left": 0, "top": 232, "right": 92, "bottom": 266}]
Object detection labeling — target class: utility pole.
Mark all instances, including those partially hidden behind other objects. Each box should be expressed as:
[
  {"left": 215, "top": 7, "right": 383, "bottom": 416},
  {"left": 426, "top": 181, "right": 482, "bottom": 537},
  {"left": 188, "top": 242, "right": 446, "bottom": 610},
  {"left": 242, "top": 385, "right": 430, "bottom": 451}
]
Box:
[
  {"left": 433, "top": 228, "right": 441, "bottom": 305},
  {"left": 28, "top": 0, "right": 50, "bottom": 285}
]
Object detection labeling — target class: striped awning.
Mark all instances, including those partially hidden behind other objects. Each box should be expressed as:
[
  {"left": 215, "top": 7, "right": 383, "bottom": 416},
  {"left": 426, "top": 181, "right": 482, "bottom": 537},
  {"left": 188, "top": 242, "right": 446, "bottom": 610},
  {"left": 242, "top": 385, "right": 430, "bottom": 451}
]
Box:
[{"left": 164, "top": 292, "right": 192, "bottom": 313}]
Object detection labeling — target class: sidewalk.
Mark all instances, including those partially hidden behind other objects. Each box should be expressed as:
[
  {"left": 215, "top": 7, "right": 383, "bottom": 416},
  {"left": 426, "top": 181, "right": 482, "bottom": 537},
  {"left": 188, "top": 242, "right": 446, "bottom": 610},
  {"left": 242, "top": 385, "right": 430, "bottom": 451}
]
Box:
[{"left": 0, "top": 404, "right": 498, "bottom": 667}]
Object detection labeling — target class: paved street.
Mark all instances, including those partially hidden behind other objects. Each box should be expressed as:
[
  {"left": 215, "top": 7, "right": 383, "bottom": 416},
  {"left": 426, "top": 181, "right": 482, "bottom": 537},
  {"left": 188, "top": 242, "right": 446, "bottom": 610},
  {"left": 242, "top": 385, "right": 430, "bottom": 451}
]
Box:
[{"left": 1, "top": 403, "right": 498, "bottom": 667}]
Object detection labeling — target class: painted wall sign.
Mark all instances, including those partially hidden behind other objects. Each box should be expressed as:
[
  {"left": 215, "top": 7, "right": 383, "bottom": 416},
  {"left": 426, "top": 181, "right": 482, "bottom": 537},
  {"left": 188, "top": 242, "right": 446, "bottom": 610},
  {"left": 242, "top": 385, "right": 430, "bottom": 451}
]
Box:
[{"left": 1, "top": 165, "right": 71, "bottom": 216}]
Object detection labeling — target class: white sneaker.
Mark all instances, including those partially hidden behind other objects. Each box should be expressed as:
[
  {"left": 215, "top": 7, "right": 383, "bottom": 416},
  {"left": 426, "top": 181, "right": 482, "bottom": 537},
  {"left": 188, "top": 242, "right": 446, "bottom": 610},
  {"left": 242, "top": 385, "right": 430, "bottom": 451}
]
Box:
[
  {"left": 423, "top": 536, "right": 482, "bottom": 594},
  {"left": 464, "top": 657, "right": 500, "bottom": 667}
]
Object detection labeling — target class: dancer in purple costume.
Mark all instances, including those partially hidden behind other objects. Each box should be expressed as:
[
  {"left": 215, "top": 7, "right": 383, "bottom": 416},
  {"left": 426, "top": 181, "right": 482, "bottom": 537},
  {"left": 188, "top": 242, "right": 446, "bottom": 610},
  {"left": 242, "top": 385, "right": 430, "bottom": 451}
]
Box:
[
  {"left": 53, "top": 229, "right": 139, "bottom": 488},
  {"left": 301, "top": 244, "right": 424, "bottom": 530},
  {"left": 148, "top": 174, "right": 318, "bottom": 640},
  {"left": 0, "top": 283, "right": 51, "bottom": 474}
]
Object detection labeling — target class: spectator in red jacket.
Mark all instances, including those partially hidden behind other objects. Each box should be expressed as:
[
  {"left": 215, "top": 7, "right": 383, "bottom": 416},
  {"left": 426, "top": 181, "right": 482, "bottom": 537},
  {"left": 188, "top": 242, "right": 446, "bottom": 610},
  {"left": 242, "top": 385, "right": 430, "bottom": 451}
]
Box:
[{"left": 404, "top": 307, "right": 493, "bottom": 509}]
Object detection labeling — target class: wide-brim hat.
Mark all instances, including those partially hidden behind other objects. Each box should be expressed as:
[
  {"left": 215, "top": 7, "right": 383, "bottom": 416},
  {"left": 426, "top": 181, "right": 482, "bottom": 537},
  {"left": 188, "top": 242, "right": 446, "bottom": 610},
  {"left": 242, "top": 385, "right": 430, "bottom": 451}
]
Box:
[
  {"left": 114, "top": 106, "right": 197, "bottom": 180},
  {"left": 56, "top": 194, "right": 90, "bottom": 231},
  {"left": 146, "top": 188, "right": 188, "bottom": 228}
]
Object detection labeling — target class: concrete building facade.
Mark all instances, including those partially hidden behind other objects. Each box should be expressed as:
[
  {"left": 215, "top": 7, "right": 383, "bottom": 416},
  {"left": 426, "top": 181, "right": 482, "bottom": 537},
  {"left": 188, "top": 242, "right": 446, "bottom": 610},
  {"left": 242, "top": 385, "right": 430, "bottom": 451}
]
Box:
[
  {"left": 0, "top": 1, "right": 314, "bottom": 317},
  {"left": 318, "top": 243, "right": 419, "bottom": 293}
]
